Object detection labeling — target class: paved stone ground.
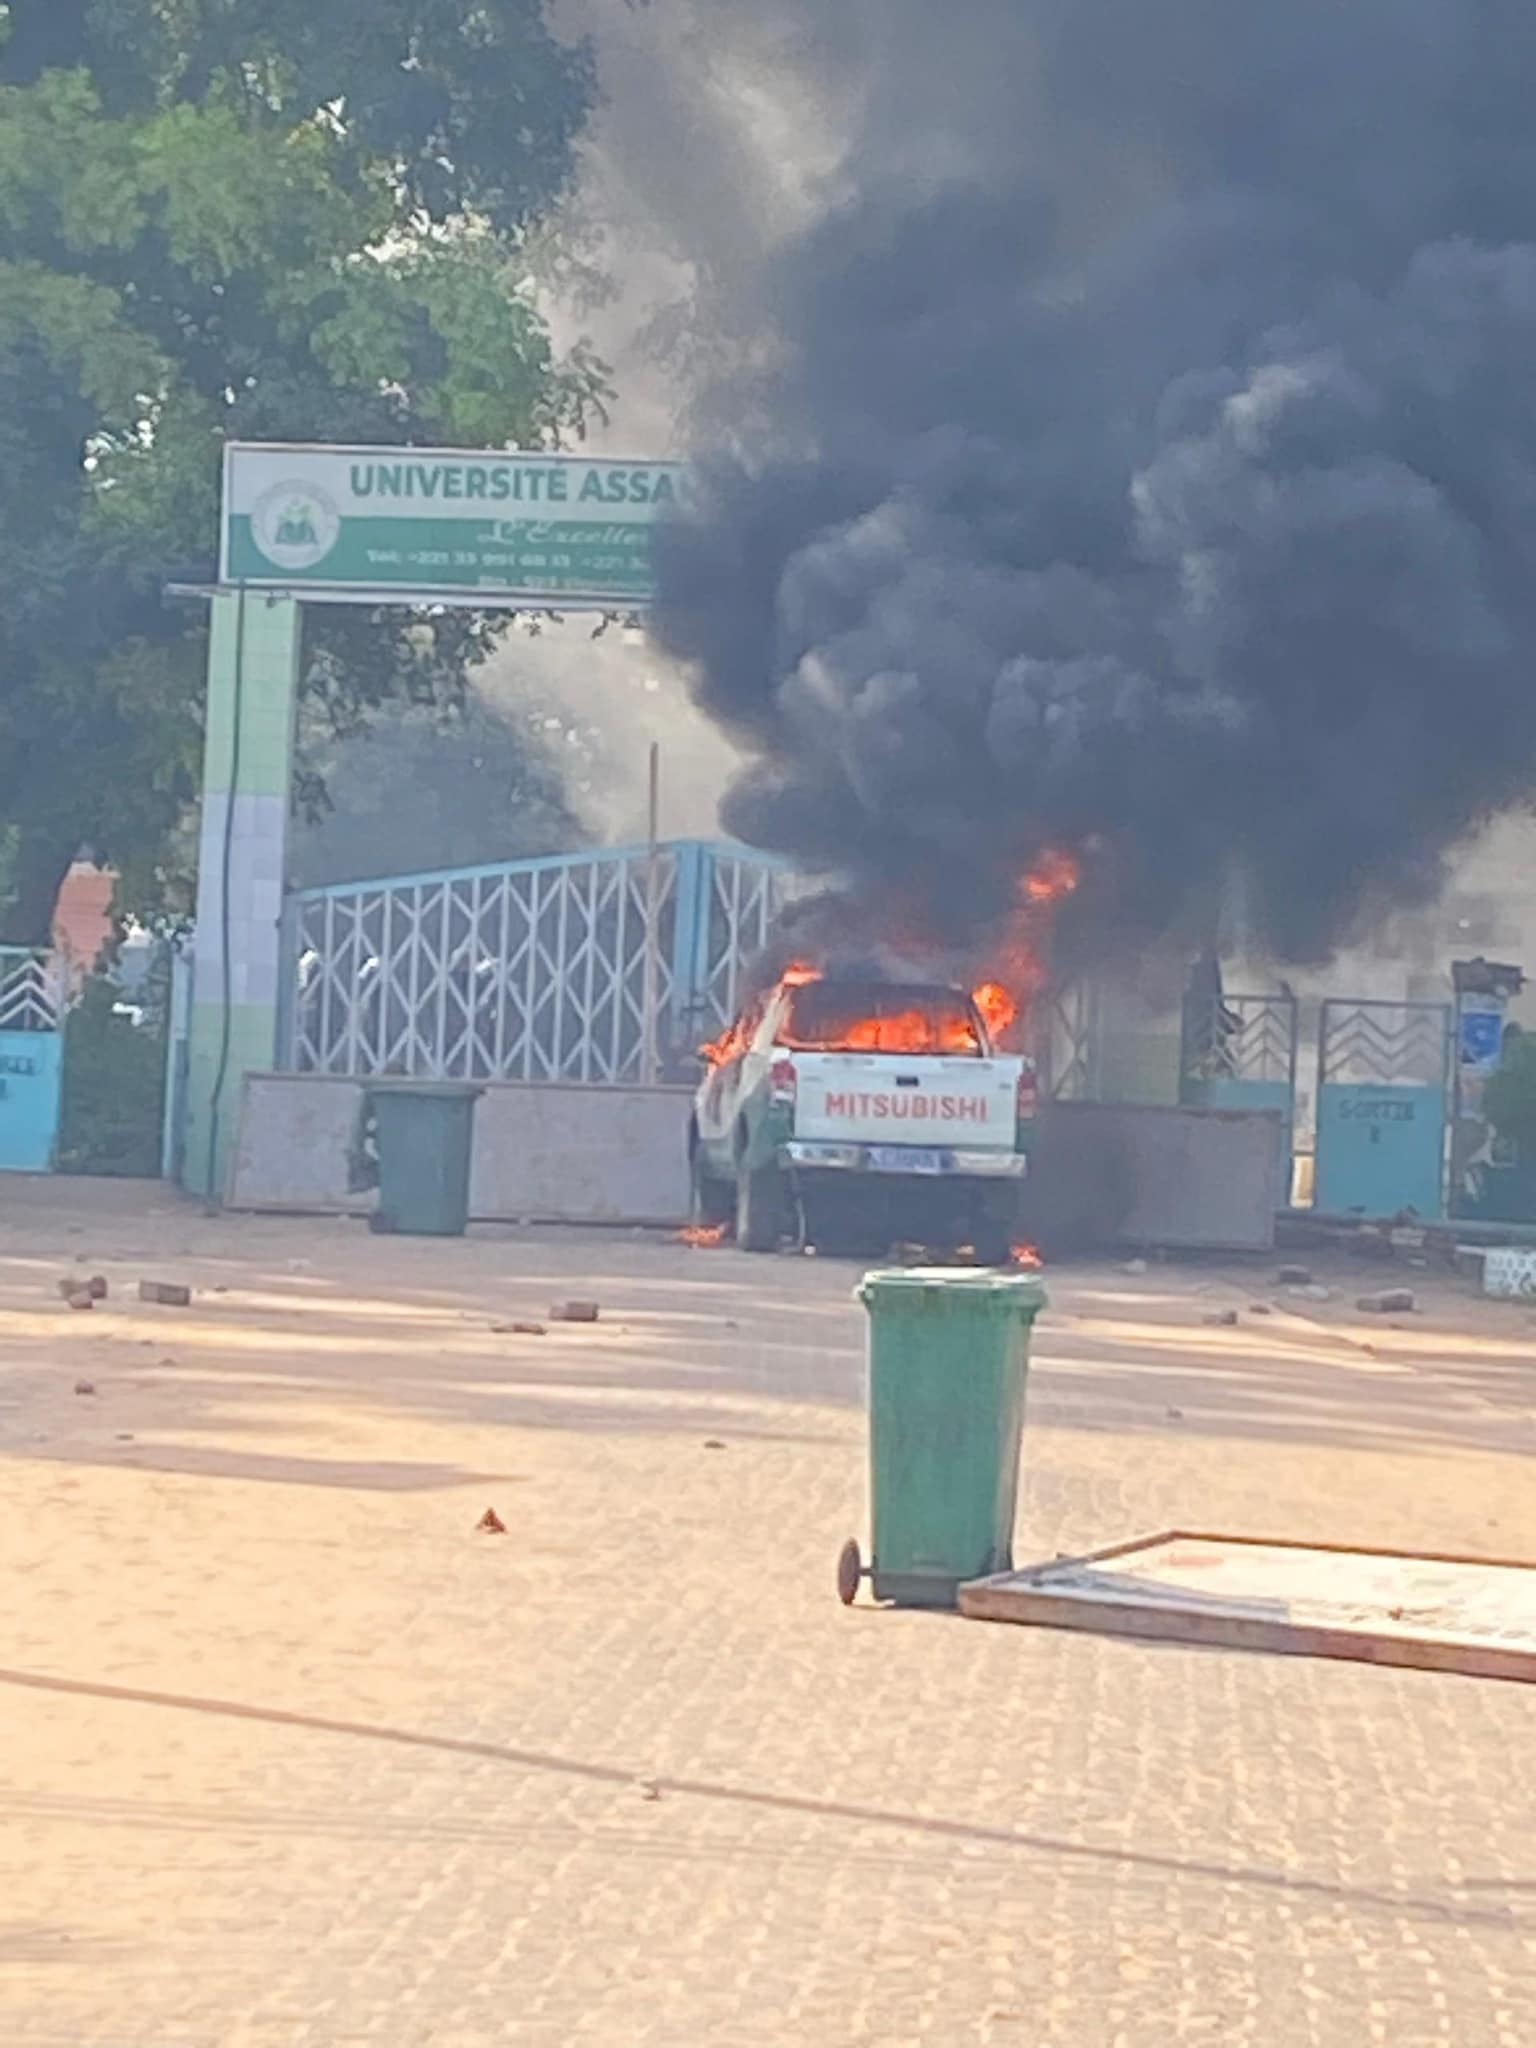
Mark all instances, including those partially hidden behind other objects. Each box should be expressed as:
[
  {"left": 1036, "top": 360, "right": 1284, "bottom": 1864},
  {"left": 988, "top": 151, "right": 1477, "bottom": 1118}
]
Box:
[{"left": 2, "top": 1180, "right": 1536, "bottom": 2046}]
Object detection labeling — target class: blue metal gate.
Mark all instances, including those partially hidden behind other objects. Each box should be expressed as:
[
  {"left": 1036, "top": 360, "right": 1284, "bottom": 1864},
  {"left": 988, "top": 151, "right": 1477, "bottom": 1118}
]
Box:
[
  {"left": 1314, "top": 999, "right": 1451, "bottom": 1219},
  {"left": 1181, "top": 991, "right": 1298, "bottom": 1207},
  {"left": 0, "top": 947, "right": 65, "bottom": 1172}
]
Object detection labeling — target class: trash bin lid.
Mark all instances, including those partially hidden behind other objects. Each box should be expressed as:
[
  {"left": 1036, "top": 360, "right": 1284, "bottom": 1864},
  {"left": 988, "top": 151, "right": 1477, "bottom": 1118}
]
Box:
[{"left": 856, "top": 1267, "right": 1047, "bottom": 1312}]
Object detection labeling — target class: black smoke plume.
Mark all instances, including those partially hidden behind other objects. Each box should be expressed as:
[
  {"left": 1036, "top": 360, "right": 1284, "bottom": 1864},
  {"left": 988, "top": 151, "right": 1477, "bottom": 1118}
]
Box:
[{"left": 650, "top": 0, "right": 1536, "bottom": 969}]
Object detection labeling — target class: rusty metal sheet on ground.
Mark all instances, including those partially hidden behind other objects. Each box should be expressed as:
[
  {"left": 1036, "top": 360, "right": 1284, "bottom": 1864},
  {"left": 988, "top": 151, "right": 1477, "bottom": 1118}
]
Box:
[{"left": 960, "top": 1532, "right": 1536, "bottom": 1683}]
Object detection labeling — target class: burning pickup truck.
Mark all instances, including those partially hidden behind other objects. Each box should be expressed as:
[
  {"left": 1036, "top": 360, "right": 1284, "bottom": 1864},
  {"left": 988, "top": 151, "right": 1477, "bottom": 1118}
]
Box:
[{"left": 688, "top": 970, "right": 1035, "bottom": 1260}]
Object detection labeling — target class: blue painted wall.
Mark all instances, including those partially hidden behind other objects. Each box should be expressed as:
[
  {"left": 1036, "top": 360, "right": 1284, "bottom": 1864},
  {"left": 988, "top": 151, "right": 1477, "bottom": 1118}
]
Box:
[{"left": 0, "top": 1029, "right": 64, "bottom": 1172}]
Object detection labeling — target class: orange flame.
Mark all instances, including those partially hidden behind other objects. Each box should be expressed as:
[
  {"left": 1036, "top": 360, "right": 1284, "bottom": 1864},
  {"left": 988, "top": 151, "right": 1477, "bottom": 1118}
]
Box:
[
  {"left": 1021, "top": 848, "right": 1081, "bottom": 903},
  {"left": 679, "top": 1221, "right": 729, "bottom": 1249},
  {"left": 789, "top": 1005, "right": 985, "bottom": 1056},
  {"left": 699, "top": 961, "right": 822, "bottom": 1068},
  {"left": 698, "top": 850, "right": 1079, "bottom": 1070},
  {"left": 959, "top": 848, "right": 1082, "bottom": 1052},
  {"left": 1010, "top": 1240, "right": 1044, "bottom": 1270},
  {"left": 697, "top": 1021, "right": 745, "bottom": 1070},
  {"left": 971, "top": 979, "right": 1018, "bottom": 1045}
]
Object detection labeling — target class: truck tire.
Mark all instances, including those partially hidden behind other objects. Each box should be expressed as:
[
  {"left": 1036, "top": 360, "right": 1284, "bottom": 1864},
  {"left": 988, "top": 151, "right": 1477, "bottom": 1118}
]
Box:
[
  {"left": 971, "top": 1186, "right": 1021, "bottom": 1267},
  {"left": 735, "top": 1161, "right": 788, "bottom": 1252},
  {"left": 802, "top": 1181, "right": 883, "bottom": 1260},
  {"left": 970, "top": 1223, "right": 1014, "bottom": 1268}
]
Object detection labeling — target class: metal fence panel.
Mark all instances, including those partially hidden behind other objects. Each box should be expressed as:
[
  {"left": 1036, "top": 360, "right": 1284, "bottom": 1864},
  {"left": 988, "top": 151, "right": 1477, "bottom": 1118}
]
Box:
[
  {"left": 285, "top": 840, "right": 795, "bottom": 1086},
  {"left": 1040, "top": 981, "right": 1102, "bottom": 1101},
  {"left": 1181, "top": 993, "right": 1297, "bottom": 1088}
]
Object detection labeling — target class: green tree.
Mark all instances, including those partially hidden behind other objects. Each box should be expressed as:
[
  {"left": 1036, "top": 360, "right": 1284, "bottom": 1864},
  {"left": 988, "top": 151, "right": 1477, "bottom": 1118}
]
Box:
[
  {"left": 1485, "top": 1032, "right": 1536, "bottom": 1159},
  {"left": 0, "top": 0, "right": 608, "bottom": 941}
]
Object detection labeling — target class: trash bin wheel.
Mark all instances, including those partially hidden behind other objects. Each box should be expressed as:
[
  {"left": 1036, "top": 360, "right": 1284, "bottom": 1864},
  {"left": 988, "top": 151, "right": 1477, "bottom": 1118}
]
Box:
[{"left": 836, "top": 1537, "right": 863, "bottom": 1606}]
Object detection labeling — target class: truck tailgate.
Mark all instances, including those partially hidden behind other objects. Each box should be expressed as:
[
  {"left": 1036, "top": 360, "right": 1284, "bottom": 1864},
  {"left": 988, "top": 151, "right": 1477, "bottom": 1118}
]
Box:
[{"left": 790, "top": 1053, "right": 1018, "bottom": 1148}]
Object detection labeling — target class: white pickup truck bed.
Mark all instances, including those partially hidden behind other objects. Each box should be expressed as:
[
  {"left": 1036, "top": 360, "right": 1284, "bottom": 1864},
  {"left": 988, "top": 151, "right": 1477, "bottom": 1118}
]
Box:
[
  {"left": 789, "top": 1051, "right": 1022, "bottom": 1157},
  {"left": 690, "top": 975, "right": 1031, "bottom": 1255}
]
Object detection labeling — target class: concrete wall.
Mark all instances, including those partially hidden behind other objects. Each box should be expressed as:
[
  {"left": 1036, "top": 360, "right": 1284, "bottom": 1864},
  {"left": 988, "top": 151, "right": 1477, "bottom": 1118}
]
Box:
[
  {"left": 467, "top": 1082, "right": 691, "bottom": 1223},
  {"left": 1019, "top": 1100, "right": 1283, "bottom": 1253},
  {"left": 226, "top": 1073, "right": 365, "bottom": 1211},
  {"left": 225, "top": 1072, "right": 692, "bottom": 1223},
  {"left": 226, "top": 1075, "right": 1278, "bottom": 1249}
]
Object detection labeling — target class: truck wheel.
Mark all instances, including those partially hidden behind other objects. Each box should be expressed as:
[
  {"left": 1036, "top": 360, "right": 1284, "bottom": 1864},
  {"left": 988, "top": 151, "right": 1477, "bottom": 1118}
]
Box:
[
  {"left": 970, "top": 1225, "right": 1013, "bottom": 1268},
  {"left": 804, "top": 1185, "right": 883, "bottom": 1260},
  {"left": 736, "top": 1162, "right": 788, "bottom": 1252},
  {"left": 689, "top": 1147, "right": 733, "bottom": 1226},
  {"left": 971, "top": 1188, "right": 1021, "bottom": 1267}
]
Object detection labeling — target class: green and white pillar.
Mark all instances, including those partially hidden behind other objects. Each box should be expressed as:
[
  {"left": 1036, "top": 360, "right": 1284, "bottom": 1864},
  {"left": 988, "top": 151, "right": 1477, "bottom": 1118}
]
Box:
[{"left": 182, "top": 590, "right": 301, "bottom": 1199}]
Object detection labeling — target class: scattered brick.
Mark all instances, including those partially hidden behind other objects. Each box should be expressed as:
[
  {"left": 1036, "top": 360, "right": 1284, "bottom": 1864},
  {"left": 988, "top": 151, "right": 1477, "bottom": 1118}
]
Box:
[
  {"left": 550, "top": 1301, "right": 599, "bottom": 1323},
  {"left": 139, "top": 1281, "right": 192, "bottom": 1308},
  {"left": 1358, "top": 1289, "right": 1416, "bottom": 1314}
]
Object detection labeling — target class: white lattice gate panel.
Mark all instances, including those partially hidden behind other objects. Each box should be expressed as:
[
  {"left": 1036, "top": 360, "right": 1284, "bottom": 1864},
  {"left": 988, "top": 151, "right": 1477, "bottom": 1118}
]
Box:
[
  {"left": 697, "top": 851, "right": 798, "bottom": 1040},
  {"left": 291, "top": 848, "right": 691, "bottom": 1084},
  {"left": 1320, "top": 999, "right": 1452, "bottom": 1086},
  {"left": 1181, "top": 993, "right": 1299, "bottom": 1087},
  {"left": 0, "top": 949, "right": 62, "bottom": 1032}
]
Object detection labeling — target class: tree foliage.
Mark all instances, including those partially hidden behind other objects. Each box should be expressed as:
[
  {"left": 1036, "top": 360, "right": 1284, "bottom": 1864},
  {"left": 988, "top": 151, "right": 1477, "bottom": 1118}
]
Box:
[
  {"left": 1485, "top": 1032, "right": 1536, "bottom": 1158},
  {"left": 0, "top": 0, "right": 607, "bottom": 940},
  {"left": 56, "top": 964, "right": 169, "bottom": 1177}
]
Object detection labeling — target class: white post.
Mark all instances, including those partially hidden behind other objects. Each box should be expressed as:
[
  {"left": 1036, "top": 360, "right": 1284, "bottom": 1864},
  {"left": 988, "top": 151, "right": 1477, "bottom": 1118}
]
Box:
[{"left": 182, "top": 589, "right": 301, "bottom": 1199}]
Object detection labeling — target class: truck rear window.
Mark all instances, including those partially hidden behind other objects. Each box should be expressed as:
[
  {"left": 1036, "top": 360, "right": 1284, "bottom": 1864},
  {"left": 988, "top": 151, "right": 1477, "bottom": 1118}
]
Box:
[{"left": 779, "top": 983, "right": 985, "bottom": 1055}]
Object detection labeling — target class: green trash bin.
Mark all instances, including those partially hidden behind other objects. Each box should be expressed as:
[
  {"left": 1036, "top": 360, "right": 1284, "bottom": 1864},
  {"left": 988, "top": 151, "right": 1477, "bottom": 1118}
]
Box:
[
  {"left": 838, "top": 1267, "right": 1047, "bottom": 1609},
  {"left": 363, "top": 1081, "right": 483, "bottom": 1237}
]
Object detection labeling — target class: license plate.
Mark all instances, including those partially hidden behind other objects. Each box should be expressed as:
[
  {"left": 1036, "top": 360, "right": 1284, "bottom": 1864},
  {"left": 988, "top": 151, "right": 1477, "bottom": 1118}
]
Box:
[{"left": 866, "top": 1145, "right": 952, "bottom": 1173}]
